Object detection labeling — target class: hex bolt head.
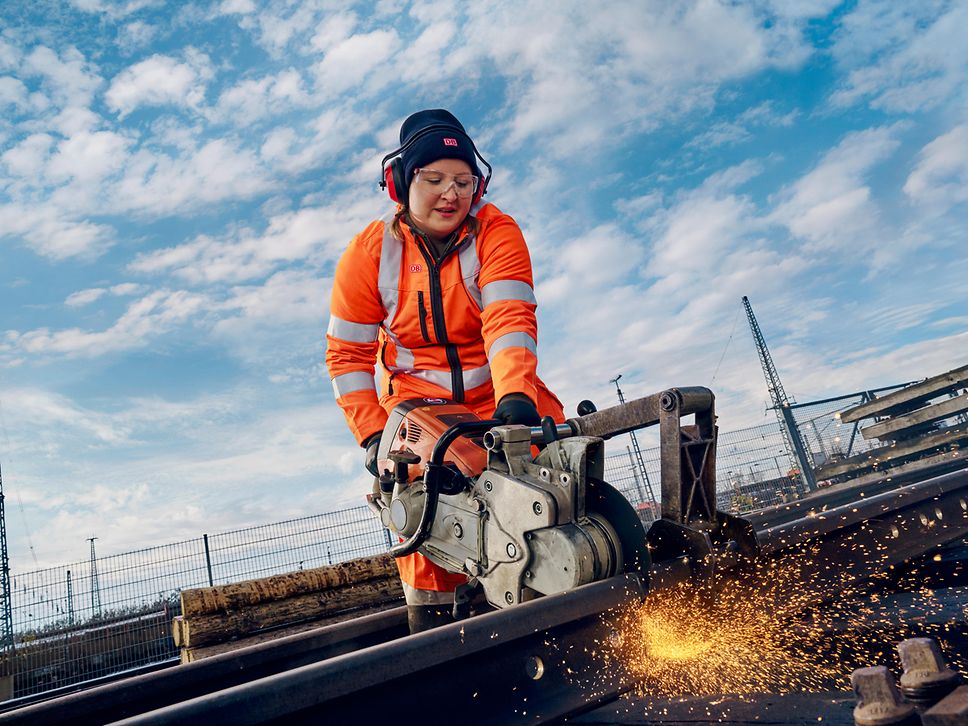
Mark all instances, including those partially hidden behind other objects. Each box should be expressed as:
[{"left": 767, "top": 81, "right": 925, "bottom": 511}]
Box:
[
  {"left": 505, "top": 591, "right": 514, "bottom": 604},
  {"left": 533, "top": 501, "right": 543, "bottom": 515},
  {"left": 484, "top": 480, "right": 493, "bottom": 492},
  {"left": 851, "top": 666, "right": 915, "bottom": 726},
  {"left": 453, "top": 523, "right": 463, "bottom": 539},
  {"left": 898, "top": 637, "right": 960, "bottom": 706}
]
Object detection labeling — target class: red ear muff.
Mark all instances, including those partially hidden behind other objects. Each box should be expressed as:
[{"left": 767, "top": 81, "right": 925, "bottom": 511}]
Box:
[
  {"left": 472, "top": 175, "right": 487, "bottom": 206},
  {"left": 383, "top": 158, "right": 408, "bottom": 204}
]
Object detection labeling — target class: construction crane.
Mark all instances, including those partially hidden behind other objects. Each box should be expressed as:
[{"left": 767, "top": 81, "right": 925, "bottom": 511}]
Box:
[
  {"left": 0, "top": 462, "right": 14, "bottom": 652},
  {"left": 741, "top": 296, "right": 816, "bottom": 493}
]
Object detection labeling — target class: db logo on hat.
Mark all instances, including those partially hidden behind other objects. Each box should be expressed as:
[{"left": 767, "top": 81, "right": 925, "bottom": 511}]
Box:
[{"left": 443, "top": 138, "right": 458, "bottom": 146}]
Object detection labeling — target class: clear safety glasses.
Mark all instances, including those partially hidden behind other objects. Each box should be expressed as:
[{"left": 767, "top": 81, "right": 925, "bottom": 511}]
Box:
[{"left": 412, "top": 168, "right": 479, "bottom": 198}]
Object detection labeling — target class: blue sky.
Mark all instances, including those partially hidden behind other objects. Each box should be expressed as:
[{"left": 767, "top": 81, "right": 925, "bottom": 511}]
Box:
[{"left": 1, "top": 0, "right": 966, "bottom": 567}]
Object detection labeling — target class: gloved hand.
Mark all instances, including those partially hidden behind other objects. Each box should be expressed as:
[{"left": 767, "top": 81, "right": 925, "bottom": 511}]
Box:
[
  {"left": 363, "top": 433, "right": 381, "bottom": 477},
  {"left": 494, "top": 394, "right": 541, "bottom": 426}
]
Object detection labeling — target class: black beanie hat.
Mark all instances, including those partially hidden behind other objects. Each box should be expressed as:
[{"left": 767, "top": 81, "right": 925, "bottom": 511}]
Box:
[{"left": 399, "top": 109, "right": 481, "bottom": 188}]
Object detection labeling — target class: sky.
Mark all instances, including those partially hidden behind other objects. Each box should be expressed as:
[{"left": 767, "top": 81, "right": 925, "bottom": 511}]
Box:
[{"left": 0, "top": 0, "right": 966, "bottom": 569}]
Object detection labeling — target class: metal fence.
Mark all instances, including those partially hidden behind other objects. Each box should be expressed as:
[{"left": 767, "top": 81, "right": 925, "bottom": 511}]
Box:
[
  {"left": 1, "top": 507, "right": 391, "bottom": 701},
  {"left": 3, "top": 403, "right": 842, "bottom": 702}
]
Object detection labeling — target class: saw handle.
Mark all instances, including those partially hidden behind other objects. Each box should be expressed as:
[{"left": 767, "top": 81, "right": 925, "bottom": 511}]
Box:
[{"left": 389, "top": 419, "right": 501, "bottom": 558}]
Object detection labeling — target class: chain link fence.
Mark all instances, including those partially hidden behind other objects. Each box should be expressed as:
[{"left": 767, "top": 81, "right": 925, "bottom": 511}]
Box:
[{"left": 8, "top": 397, "right": 881, "bottom": 702}]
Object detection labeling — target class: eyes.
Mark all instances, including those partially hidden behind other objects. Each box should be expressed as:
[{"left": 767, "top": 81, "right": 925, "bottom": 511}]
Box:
[
  {"left": 413, "top": 168, "right": 479, "bottom": 198},
  {"left": 421, "top": 174, "right": 474, "bottom": 191}
]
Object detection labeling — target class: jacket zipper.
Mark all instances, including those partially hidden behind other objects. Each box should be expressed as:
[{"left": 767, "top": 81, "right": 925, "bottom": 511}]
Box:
[
  {"left": 414, "top": 237, "right": 465, "bottom": 402},
  {"left": 417, "top": 291, "right": 431, "bottom": 343}
]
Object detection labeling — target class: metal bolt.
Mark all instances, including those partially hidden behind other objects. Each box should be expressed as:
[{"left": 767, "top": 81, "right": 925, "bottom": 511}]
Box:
[
  {"left": 524, "top": 570, "right": 532, "bottom": 579},
  {"left": 505, "top": 591, "right": 514, "bottom": 604},
  {"left": 533, "top": 501, "right": 543, "bottom": 515},
  {"left": 659, "top": 390, "right": 679, "bottom": 411},
  {"left": 898, "top": 637, "right": 960, "bottom": 706},
  {"left": 506, "top": 542, "right": 517, "bottom": 558},
  {"left": 453, "top": 523, "right": 463, "bottom": 539},
  {"left": 484, "top": 480, "right": 493, "bottom": 492},
  {"left": 525, "top": 655, "right": 545, "bottom": 680},
  {"left": 851, "top": 666, "right": 915, "bottom": 726}
]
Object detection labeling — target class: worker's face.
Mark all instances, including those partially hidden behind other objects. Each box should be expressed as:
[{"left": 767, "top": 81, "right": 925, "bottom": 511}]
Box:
[{"left": 407, "top": 158, "right": 474, "bottom": 240}]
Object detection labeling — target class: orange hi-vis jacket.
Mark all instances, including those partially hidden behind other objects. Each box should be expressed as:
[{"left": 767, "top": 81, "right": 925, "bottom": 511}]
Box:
[{"left": 326, "top": 202, "right": 563, "bottom": 593}]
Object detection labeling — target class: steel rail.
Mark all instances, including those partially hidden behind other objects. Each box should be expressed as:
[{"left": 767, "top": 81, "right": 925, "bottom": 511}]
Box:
[
  {"left": 8, "top": 469, "right": 968, "bottom": 725},
  {"left": 0, "top": 606, "right": 409, "bottom": 726},
  {"left": 112, "top": 575, "right": 646, "bottom": 726}
]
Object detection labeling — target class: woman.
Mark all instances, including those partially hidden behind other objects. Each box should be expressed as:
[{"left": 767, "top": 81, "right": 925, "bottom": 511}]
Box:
[{"left": 326, "top": 108, "right": 563, "bottom": 632}]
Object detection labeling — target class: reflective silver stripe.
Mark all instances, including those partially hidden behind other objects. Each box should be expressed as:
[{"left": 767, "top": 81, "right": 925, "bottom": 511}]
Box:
[
  {"left": 463, "top": 364, "right": 492, "bottom": 390},
  {"left": 481, "top": 280, "right": 535, "bottom": 308},
  {"left": 384, "top": 363, "right": 492, "bottom": 393},
  {"left": 488, "top": 331, "right": 537, "bottom": 360},
  {"left": 391, "top": 340, "right": 415, "bottom": 369},
  {"left": 458, "top": 235, "right": 482, "bottom": 310},
  {"left": 378, "top": 218, "right": 402, "bottom": 325},
  {"left": 327, "top": 316, "right": 379, "bottom": 343},
  {"left": 402, "top": 581, "right": 456, "bottom": 604},
  {"left": 331, "top": 371, "right": 377, "bottom": 399}
]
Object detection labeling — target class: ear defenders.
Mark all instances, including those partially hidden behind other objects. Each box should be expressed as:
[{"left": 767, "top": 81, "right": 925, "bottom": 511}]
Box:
[{"left": 379, "top": 123, "right": 492, "bottom": 206}]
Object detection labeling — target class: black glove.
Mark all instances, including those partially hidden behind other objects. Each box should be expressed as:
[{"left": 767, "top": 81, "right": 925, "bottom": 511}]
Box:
[
  {"left": 363, "top": 433, "right": 381, "bottom": 477},
  {"left": 494, "top": 394, "right": 540, "bottom": 426}
]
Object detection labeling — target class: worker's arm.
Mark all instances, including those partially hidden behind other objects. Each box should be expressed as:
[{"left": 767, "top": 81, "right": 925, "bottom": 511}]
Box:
[
  {"left": 325, "top": 223, "right": 389, "bottom": 445},
  {"left": 476, "top": 208, "right": 540, "bottom": 408}
]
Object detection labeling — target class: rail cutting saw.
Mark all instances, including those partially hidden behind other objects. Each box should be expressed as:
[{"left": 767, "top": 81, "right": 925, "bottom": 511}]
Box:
[{"left": 366, "top": 387, "right": 758, "bottom": 610}]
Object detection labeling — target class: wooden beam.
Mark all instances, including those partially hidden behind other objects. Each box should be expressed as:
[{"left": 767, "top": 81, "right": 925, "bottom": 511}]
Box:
[
  {"left": 816, "top": 425, "right": 968, "bottom": 479},
  {"left": 840, "top": 364, "right": 968, "bottom": 423},
  {"left": 180, "top": 553, "right": 397, "bottom": 617},
  {"left": 861, "top": 394, "right": 968, "bottom": 441},
  {"left": 178, "top": 578, "right": 404, "bottom": 649}
]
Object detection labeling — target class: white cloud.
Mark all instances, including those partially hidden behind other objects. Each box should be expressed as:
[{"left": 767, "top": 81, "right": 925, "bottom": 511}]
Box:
[
  {"left": 217, "top": 0, "right": 255, "bottom": 14},
  {"left": 831, "top": 3, "right": 968, "bottom": 113},
  {"left": 1, "top": 133, "right": 54, "bottom": 176},
  {"left": 114, "top": 138, "right": 274, "bottom": 215},
  {"left": 65, "top": 283, "right": 144, "bottom": 307},
  {"left": 105, "top": 53, "right": 210, "bottom": 118},
  {"left": 65, "top": 288, "right": 107, "bottom": 307},
  {"left": 770, "top": 125, "right": 902, "bottom": 251},
  {"left": 0, "top": 387, "right": 129, "bottom": 445},
  {"left": 117, "top": 21, "right": 159, "bottom": 52},
  {"left": 70, "top": 0, "right": 161, "bottom": 17},
  {"left": 0, "top": 202, "right": 114, "bottom": 259},
  {"left": 6, "top": 289, "right": 209, "bottom": 359},
  {"left": 212, "top": 69, "right": 311, "bottom": 126},
  {"left": 22, "top": 45, "right": 102, "bottom": 108},
  {"left": 47, "top": 130, "right": 131, "bottom": 183},
  {"left": 904, "top": 125, "right": 968, "bottom": 212},
  {"left": 313, "top": 30, "right": 401, "bottom": 96},
  {"left": 0, "top": 76, "right": 29, "bottom": 111},
  {"left": 310, "top": 11, "right": 357, "bottom": 53},
  {"left": 129, "top": 195, "right": 380, "bottom": 283}
]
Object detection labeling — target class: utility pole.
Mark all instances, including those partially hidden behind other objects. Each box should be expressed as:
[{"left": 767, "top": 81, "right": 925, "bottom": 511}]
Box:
[
  {"left": 0, "top": 463, "right": 13, "bottom": 653},
  {"left": 88, "top": 537, "right": 101, "bottom": 617},
  {"left": 66, "top": 570, "right": 74, "bottom": 626},
  {"left": 741, "top": 296, "right": 816, "bottom": 493},
  {"left": 610, "top": 375, "right": 658, "bottom": 505}
]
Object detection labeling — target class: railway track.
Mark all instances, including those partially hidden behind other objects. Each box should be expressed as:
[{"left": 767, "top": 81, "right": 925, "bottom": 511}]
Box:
[{"left": 3, "top": 467, "right": 967, "bottom": 725}]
